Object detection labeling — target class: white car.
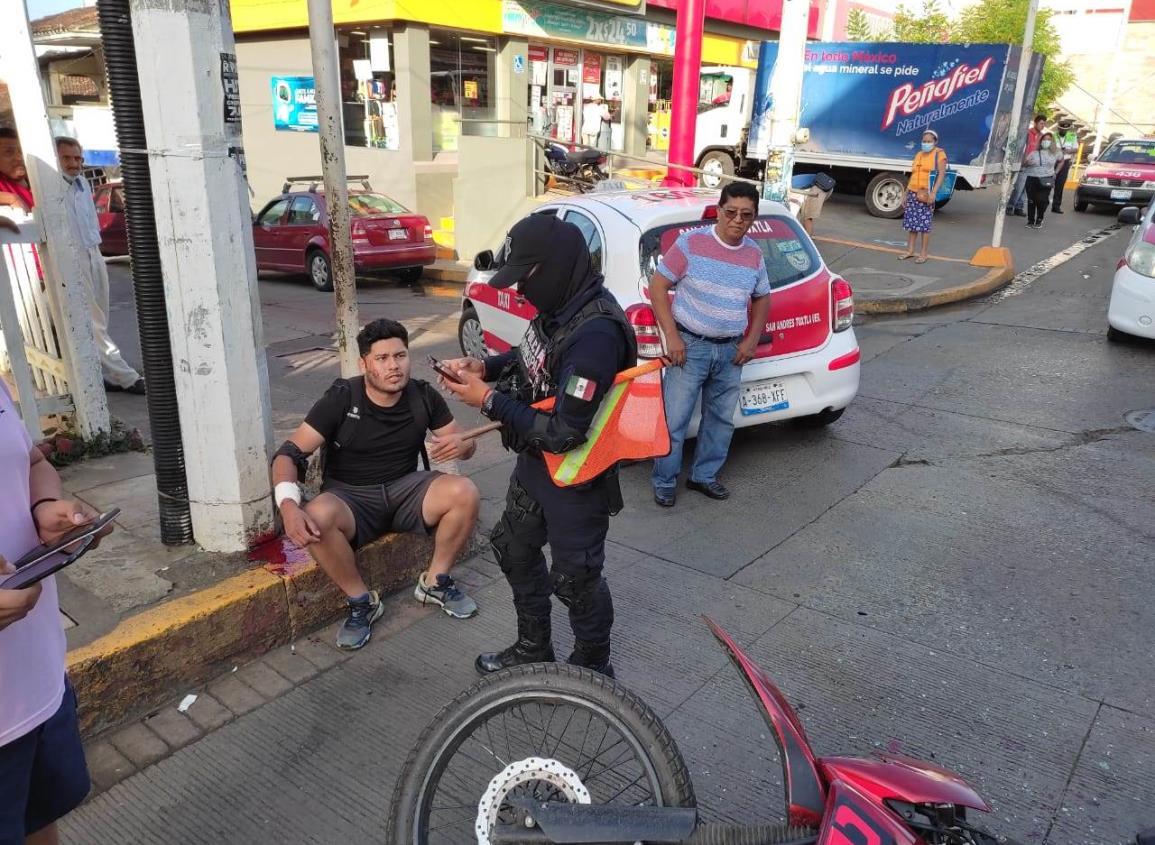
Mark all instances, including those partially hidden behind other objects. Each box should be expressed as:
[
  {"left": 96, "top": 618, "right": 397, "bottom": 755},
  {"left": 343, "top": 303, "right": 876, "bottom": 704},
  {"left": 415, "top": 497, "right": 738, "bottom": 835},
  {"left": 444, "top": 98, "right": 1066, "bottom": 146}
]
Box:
[
  {"left": 1109, "top": 202, "right": 1155, "bottom": 342},
  {"left": 458, "top": 187, "right": 860, "bottom": 431}
]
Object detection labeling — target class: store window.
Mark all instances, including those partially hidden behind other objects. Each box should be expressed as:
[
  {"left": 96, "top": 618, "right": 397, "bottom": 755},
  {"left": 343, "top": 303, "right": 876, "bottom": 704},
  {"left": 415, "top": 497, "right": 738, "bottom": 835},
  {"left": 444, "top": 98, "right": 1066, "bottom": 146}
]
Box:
[
  {"left": 429, "top": 28, "right": 496, "bottom": 153},
  {"left": 338, "top": 26, "right": 399, "bottom": 150}
]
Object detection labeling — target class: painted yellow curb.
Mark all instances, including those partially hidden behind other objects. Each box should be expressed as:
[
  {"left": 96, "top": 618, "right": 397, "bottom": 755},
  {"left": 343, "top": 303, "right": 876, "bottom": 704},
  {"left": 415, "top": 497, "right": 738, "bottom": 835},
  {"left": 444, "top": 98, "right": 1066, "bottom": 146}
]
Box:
[
  {"left": 68, "top": 568, "right": 287, "bottom": 736},
  {"left": 818, "top": 236, "right": 1016, "bottom": 315},
  {"left": 67, "top": 533, "right": 431, "bottom": 736},
  {"left": 858, "top": 262, "right": 1015, "bottom": 314}
]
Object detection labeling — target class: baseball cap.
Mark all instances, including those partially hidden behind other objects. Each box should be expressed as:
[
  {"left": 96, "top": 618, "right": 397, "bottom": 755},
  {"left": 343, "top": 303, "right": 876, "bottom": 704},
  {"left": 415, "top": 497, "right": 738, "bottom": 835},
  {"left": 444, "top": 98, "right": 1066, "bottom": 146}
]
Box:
[{"left": 489, "top": 214, "right": 584, "bottom": 289}]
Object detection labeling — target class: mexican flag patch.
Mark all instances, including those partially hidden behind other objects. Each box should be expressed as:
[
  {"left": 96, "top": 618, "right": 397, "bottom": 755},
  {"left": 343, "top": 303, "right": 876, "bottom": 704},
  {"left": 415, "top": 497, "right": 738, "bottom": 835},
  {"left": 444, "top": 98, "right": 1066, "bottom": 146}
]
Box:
[{"left": 564, "top": 374, "right": 598, "bottom": 401}]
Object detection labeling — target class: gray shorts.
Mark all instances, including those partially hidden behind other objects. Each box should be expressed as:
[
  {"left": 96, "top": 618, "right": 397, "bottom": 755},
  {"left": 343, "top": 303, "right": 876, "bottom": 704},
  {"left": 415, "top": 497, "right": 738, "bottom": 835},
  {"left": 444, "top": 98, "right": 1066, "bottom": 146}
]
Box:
[{"left": 321, "top": 471, "right": 442, "bottom": 549}]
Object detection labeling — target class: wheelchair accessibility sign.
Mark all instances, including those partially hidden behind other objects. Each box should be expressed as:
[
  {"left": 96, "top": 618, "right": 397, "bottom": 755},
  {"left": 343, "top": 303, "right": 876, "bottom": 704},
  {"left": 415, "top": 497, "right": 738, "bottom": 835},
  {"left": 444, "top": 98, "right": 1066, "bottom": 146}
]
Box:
[{"left": 514, "top": 54, "right": 525, "bottom": 74}]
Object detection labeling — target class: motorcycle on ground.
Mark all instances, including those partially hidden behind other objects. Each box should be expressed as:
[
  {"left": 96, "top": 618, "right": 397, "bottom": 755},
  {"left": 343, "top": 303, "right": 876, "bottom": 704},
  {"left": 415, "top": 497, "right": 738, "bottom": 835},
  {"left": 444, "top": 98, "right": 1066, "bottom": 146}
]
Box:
[
  {"left": 388, "top": 618, "right": 1052, "bottom": 845},
  {"left": 540, "top": 141, "right": 608, "bottom": 193}
]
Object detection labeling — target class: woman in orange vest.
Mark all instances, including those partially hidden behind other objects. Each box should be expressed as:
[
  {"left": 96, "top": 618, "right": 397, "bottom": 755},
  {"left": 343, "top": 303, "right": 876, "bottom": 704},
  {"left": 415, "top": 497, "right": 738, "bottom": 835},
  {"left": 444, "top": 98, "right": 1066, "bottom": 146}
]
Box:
[{"left": 899, "top": 129, "right": 947, "bottom": 264}]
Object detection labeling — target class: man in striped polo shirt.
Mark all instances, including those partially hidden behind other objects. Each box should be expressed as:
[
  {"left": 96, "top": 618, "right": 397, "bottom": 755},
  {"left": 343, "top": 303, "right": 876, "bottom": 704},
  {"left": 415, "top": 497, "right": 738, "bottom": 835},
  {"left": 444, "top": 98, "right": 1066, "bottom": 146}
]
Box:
[{"left": 649, "top": 182, "right": 771, "bottom": 507}]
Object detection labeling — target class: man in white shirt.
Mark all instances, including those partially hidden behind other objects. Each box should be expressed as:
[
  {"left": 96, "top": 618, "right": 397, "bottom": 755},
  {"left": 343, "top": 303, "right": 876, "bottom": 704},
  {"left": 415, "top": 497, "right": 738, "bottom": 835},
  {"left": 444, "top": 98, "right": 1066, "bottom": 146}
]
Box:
[
  {"left": 55, "top": 137, "right": 145, "bottom": 395},
  {"left": 581, "top": 97, "right": 609, "bottom": 148}
]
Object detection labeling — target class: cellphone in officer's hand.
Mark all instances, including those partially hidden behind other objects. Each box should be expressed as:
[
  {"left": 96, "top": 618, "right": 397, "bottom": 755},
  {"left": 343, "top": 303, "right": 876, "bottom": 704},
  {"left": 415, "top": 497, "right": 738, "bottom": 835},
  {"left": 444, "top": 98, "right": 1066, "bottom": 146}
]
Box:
[{"left": 428, "top": 355, "right": 465, "bottom": 384}]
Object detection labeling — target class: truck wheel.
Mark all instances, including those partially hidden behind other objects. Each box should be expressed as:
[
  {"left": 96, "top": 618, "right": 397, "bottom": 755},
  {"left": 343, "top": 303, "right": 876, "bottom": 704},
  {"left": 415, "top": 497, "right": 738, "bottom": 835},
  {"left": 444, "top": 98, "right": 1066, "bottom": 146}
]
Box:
[
  {"left": 865, "top": 172, "right": 907, "bottom": 219},
  {"left": 698, "top": 151, "right": 735, "bottom": 189}
]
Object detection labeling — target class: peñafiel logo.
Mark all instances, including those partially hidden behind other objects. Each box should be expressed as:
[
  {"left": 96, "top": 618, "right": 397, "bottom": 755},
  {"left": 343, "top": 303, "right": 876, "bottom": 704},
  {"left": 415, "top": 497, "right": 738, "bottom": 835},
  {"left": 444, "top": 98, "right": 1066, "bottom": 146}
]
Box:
[{"left": 881, "top": 57, "right": 994, "bottom": 131}]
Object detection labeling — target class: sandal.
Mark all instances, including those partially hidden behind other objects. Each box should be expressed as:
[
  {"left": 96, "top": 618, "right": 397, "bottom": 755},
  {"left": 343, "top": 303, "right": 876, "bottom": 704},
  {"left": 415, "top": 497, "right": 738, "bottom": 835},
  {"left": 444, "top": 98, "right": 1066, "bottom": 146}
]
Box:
[
  {"left": 897, "top": 253, "right": 915, "bottom": 261},
  {"left": 914, "top": 256, "right": 928, "bottom": 264}
]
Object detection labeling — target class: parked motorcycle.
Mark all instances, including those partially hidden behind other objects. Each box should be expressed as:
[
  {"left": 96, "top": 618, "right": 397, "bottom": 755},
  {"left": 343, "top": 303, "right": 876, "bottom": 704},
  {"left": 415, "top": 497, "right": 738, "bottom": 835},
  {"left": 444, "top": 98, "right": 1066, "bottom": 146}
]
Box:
[
  {"left": 388, "top": 618, "right": 1036, "bottom": 845},
  {"left": 541, "top": 141, "right": 608, "bottom": 193}
]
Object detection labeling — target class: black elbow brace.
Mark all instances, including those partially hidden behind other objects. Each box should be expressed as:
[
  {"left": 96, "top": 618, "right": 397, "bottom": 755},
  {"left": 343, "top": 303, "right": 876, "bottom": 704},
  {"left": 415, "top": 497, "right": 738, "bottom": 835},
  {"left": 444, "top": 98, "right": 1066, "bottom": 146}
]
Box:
[
  {"left": 525, "top": 413, "right": 587, "bottom": 454},
  {"left": 273, "top": 441, "right": 310, "bottom": 477}
]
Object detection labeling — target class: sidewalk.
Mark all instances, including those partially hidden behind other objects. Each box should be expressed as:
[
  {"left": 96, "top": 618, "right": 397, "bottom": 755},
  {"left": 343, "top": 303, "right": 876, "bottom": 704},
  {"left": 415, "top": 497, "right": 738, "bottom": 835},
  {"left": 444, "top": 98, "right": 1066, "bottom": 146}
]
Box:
[{"left": 55, "top": 317, "right": 512, "bottom": 736}]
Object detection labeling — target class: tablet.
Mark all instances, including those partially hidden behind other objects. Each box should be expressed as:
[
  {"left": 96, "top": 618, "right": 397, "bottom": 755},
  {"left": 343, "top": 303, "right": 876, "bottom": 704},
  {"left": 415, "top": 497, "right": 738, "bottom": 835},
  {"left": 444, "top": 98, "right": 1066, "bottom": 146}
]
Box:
[{"left": 1, "top": 508, "right": 120, "bottom": 590}]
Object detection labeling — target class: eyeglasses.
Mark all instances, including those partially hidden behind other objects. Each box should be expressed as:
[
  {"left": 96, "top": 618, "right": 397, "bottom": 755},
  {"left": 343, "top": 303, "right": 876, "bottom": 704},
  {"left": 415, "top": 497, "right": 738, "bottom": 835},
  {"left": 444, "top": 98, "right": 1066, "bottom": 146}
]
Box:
[{"left": 719, "top": 207, "right": 756, "bottom": 222}]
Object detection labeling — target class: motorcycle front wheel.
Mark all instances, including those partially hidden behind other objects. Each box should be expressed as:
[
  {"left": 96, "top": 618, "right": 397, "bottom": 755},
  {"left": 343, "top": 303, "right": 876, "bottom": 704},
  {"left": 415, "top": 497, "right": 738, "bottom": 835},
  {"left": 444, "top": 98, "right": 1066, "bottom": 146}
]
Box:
[{"left": 387, "top": 663, "right": 696, "bottom": 845}]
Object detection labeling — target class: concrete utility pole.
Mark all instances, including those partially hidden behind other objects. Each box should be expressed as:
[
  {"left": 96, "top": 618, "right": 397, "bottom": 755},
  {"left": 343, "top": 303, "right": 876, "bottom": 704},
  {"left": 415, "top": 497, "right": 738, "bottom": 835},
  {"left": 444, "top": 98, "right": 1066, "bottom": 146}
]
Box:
[
  {"left": 991, "top": 0, "right": 1039, "bottom": 250},
  {"left": 307, "top": 0, "right": 360, "bottom": 376},
  {"left": 0, "top": 2, "right": 110, "bottom": 438},
  {"left": 663, "top": 0, "right": 705, "bottom": 187},
  {"left": 761, "top": 0, "right": 811, "bottom": 202},
  {"left": 1093, "top": 0, "right": 1133, "bottom": 158},
  {"left": 130, "top": 0, "right": 274, "bottom": 551}
]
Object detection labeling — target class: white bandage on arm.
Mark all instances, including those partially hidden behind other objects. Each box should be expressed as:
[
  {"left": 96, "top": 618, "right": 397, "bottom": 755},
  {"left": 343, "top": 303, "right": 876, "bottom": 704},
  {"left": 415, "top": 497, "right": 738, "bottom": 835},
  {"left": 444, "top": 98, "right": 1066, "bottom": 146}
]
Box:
[{"left": 274, "top": 481, "right": 302, "bottom": 509}]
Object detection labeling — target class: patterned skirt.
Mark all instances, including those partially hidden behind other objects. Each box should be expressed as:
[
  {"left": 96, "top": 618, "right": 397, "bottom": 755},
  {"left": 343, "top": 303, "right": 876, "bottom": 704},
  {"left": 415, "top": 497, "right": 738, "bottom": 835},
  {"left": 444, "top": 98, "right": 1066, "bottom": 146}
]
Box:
[{"left": 902, "top": 191, "right": 934, "bottom": 233}]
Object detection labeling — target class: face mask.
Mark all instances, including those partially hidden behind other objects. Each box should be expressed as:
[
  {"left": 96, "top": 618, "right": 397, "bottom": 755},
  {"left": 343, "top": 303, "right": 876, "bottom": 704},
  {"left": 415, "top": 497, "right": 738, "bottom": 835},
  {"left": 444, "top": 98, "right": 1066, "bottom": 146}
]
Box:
[
  {"left": 1041, "top": 140, "right": 1052, "bottom": 149},
  {"left": 921, "top": 142, "right": 934, "bottom": 153}
]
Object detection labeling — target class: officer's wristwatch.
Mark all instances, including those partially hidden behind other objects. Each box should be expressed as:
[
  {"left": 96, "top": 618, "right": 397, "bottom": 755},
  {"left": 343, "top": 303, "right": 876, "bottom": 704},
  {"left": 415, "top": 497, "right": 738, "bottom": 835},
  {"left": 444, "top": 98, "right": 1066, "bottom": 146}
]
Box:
[{"left": 480, "top": 389, "right": 498, "bottom": 420}]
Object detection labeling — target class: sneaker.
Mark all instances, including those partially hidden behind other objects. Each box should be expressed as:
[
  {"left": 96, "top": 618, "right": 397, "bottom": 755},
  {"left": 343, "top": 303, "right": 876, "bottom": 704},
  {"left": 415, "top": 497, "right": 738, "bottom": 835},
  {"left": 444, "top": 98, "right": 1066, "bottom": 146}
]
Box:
[
  {"left": 415, "top": 573, "right": 478, "bottom": 619},
  {"left": 336, "top": 590, "right": 385, "bottom": 650}
]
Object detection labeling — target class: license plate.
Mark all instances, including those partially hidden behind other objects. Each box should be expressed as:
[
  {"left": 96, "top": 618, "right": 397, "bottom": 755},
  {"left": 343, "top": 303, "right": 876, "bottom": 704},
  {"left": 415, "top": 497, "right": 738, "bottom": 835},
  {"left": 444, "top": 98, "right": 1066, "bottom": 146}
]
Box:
[
  {"left": 1111, "top": 189, "right": 1133, "bottom": 200},
  {"left": 740, "top": 379, "right": 789, "bottom": 416},
  {"left": 388, "top": 228, "right": 408, "bottom": 241}
]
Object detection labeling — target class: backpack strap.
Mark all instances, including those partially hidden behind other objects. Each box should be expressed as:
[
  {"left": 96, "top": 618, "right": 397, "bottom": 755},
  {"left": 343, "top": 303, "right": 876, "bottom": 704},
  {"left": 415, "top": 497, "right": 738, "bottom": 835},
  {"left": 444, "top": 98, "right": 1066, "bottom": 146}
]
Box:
[
  {"left": 332, "top": 377, "right": 364, "bottom": 451},
  {"left": 406, "top": 379, "right": 432, "bottom": 472}
]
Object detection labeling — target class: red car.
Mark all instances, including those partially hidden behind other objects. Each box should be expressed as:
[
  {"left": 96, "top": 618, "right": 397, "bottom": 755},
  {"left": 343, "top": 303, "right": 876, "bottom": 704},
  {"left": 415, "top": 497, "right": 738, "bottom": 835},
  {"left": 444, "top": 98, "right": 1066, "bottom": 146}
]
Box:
[
  {"left": 252, "top": 187, "right": 436, "bottom": 290},
  {"left": 94, "top": 181, "right": 128, "bottom": 256},
  {"left": 94, "top": 180, "right": 437, "bottom": 291}
]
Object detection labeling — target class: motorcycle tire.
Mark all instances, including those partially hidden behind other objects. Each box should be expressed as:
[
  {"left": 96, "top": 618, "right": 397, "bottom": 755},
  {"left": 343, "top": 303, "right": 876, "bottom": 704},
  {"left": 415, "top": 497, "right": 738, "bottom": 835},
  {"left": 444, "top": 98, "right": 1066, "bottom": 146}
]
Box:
[{"left": 387, "top": 663, "right": 697, "bottom": 845}]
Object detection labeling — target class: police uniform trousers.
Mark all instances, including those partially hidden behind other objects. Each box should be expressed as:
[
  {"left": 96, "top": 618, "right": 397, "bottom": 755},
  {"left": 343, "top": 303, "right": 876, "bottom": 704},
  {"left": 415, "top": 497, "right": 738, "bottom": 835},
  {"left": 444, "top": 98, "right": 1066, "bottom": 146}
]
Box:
[{"left": 490, "top": 450, "right": 615, "bottom": 644}]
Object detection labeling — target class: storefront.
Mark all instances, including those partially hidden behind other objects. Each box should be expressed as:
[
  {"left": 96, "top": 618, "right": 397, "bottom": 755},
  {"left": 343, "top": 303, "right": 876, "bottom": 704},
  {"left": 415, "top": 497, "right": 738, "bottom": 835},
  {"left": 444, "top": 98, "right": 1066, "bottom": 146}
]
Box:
[
  {"left": 231, "top": 0, "right": 774, "bottom": 220},
  {"left": 525, "top": 44, "right": 628, "bottom": 150}
]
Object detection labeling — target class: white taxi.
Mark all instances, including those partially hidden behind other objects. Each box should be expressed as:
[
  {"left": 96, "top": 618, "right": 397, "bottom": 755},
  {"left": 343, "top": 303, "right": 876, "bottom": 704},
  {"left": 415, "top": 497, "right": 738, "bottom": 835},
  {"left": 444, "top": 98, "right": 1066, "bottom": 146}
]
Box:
[
  {"left": 458, "top": 187, "right": 860, "bottom": 430},
  {"left": 1108, "top": 202, "right": 1155, "bottom": 341}
]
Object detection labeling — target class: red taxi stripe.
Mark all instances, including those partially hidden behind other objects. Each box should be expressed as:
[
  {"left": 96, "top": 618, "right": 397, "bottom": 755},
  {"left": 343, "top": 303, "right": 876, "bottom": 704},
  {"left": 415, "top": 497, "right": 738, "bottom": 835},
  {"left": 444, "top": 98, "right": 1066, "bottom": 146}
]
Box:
[
  {"left": 828, "top": 348, "right": 861, "bottom": 371},
  {"left": 483, "top": 330, "right": 512, "bottom": 353}
]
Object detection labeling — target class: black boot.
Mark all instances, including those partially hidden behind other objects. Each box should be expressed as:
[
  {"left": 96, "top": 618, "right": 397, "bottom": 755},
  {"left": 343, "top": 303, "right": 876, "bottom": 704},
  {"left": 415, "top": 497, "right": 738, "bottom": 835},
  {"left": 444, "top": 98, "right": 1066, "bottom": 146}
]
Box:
[
  {"left": 567, "top": 639, "right": 615, "bottom": 678},
  {"left": 475, "top": 611, "right": 555, "bottom": 674}
]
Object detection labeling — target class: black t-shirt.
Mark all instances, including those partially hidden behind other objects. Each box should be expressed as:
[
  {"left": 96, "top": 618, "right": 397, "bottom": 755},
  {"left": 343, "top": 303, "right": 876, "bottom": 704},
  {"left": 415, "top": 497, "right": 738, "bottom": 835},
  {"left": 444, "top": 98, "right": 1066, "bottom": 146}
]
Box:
[{"left": 305, "top": 378, "right": 453, "bottom": 486}]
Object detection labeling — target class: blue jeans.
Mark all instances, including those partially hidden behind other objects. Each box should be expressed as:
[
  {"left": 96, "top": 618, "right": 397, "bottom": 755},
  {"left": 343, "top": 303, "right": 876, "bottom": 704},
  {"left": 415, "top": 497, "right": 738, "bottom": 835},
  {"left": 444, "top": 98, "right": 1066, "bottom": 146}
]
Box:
[
  {"left": 652, "top": 331, "right": 742, "bottom": 492},
  {"left": 1008, "top": 169, "right": 1028, "bottom": 212}
]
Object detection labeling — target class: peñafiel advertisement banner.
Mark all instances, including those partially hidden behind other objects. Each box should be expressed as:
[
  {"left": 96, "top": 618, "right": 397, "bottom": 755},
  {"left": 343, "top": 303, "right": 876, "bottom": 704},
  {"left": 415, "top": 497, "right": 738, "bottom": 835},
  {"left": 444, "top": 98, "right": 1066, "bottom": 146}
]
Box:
[{"left": 749, "top": 42, "right": 1044, "bottom": 170}]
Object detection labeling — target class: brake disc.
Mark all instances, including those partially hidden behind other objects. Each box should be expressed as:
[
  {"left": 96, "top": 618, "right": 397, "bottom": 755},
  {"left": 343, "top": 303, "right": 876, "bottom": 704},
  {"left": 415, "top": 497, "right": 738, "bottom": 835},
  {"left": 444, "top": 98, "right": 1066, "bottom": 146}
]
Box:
[{"left": 475, "top": 756, "right": 591, "bottom": 845}]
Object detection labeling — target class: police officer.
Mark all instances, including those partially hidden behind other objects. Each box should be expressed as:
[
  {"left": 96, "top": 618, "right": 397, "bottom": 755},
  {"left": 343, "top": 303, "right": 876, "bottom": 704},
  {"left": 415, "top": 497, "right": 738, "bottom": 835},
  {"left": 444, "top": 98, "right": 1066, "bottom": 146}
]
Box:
[{"left": 441, "top": 213, "right": 636, "bottom": 677}]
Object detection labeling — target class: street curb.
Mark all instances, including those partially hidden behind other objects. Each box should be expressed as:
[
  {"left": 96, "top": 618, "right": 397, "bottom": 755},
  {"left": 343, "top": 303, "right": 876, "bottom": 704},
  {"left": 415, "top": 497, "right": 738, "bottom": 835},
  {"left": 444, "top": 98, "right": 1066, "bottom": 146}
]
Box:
[
  {"left": 856, "top": 262, "right": 1015, "bottom": 314},
  {"left": 424, "top": 261, "right": 470, "bottom": 285},
  {"left": 66, "top": 533, "right": 431, "bottom": 737}
]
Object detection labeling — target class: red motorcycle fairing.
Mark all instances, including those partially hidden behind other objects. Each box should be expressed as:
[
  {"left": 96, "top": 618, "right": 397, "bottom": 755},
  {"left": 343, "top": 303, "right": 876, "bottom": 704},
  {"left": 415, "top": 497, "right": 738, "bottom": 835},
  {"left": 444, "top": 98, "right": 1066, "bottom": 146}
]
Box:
[
  {"left": 704, "top": 617, "right": 827, "bottom": 829},
  {"left": 818, "top": 755, "right": 990, "bottom": 813},
  {"left": 817, "top": 779, "right": 920, "bottom": 845}
]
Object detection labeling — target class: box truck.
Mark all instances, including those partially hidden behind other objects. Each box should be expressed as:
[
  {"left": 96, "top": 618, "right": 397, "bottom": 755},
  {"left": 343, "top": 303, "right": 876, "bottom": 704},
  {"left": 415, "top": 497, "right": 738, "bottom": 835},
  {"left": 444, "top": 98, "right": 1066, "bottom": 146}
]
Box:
[{"left": 692, "top": 42, "right": 1045, "bottom": 217}]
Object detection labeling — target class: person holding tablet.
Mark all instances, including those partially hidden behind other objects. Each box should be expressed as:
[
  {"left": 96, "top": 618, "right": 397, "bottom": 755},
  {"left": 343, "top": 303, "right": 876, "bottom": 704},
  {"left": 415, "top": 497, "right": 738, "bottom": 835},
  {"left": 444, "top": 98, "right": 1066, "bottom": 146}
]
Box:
[{"left": 1, "top": 380, "right": 112, "bottom": 844}]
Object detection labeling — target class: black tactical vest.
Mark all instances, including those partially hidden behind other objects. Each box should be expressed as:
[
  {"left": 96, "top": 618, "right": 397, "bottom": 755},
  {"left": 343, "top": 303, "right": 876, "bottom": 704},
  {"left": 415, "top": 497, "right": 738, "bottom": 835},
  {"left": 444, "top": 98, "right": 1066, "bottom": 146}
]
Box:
[{"left": 496, "top": 290, "right": 637, "bottom": 452}]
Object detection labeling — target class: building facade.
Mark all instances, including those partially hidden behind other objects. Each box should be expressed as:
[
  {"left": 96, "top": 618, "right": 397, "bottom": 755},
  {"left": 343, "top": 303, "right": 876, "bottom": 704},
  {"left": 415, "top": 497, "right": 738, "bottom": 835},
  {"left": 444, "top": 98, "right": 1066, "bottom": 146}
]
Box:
[
  {"left": 230, "top": 0, "right": 824, "bottom": 226},
  {"left": 1044, "top": 0, "right": 1155, "bottom": 145}
]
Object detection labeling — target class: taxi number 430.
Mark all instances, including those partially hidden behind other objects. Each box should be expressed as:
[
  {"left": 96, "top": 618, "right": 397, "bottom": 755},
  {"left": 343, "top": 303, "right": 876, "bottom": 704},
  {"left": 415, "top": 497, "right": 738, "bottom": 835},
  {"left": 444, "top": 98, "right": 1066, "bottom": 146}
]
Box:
[{"left": 740, "top": 380, "right": 790, "bottom": 415}]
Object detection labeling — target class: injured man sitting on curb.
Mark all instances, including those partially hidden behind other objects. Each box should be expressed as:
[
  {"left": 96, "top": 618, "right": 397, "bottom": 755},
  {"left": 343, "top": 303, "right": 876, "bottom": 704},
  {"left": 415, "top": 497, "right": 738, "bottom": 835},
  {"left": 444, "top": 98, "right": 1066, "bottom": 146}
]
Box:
[{"left": 271, "top": 318, "right": 482, "bottom": 651}]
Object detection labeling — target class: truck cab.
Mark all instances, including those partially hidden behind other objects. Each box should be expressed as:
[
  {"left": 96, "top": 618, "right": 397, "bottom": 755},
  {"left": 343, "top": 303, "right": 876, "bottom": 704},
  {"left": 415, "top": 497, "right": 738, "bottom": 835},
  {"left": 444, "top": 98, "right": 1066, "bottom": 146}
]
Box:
[{"left": 693, "top": 67, "right": 756, "bottom": 186}]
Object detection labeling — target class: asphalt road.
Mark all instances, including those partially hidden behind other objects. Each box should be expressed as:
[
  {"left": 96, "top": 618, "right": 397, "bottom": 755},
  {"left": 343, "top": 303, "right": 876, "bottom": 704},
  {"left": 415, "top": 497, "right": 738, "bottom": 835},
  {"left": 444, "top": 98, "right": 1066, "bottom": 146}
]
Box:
[{"left": 77, "top": 203, "right": 1155, "bottom": 844}]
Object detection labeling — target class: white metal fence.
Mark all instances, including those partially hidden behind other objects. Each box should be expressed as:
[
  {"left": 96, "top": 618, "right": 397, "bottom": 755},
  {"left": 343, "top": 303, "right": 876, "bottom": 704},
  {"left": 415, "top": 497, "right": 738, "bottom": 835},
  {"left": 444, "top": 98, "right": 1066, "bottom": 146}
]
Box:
[{"left": 0, "top": 214, "right": 75, "bottom": 438}]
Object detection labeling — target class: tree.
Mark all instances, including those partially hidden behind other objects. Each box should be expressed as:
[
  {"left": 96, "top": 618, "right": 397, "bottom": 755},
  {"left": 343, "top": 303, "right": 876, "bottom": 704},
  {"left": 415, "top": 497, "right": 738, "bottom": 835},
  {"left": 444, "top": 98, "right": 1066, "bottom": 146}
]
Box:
[
  {"left": 889, "top": 0, "right": 956, "bottom": 43},
  {"left": 955, "top": 0, "right": 1075, "bottom": 112},
  {"left": 845, "top": 8, "right": 876, "bottom": 41}
]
